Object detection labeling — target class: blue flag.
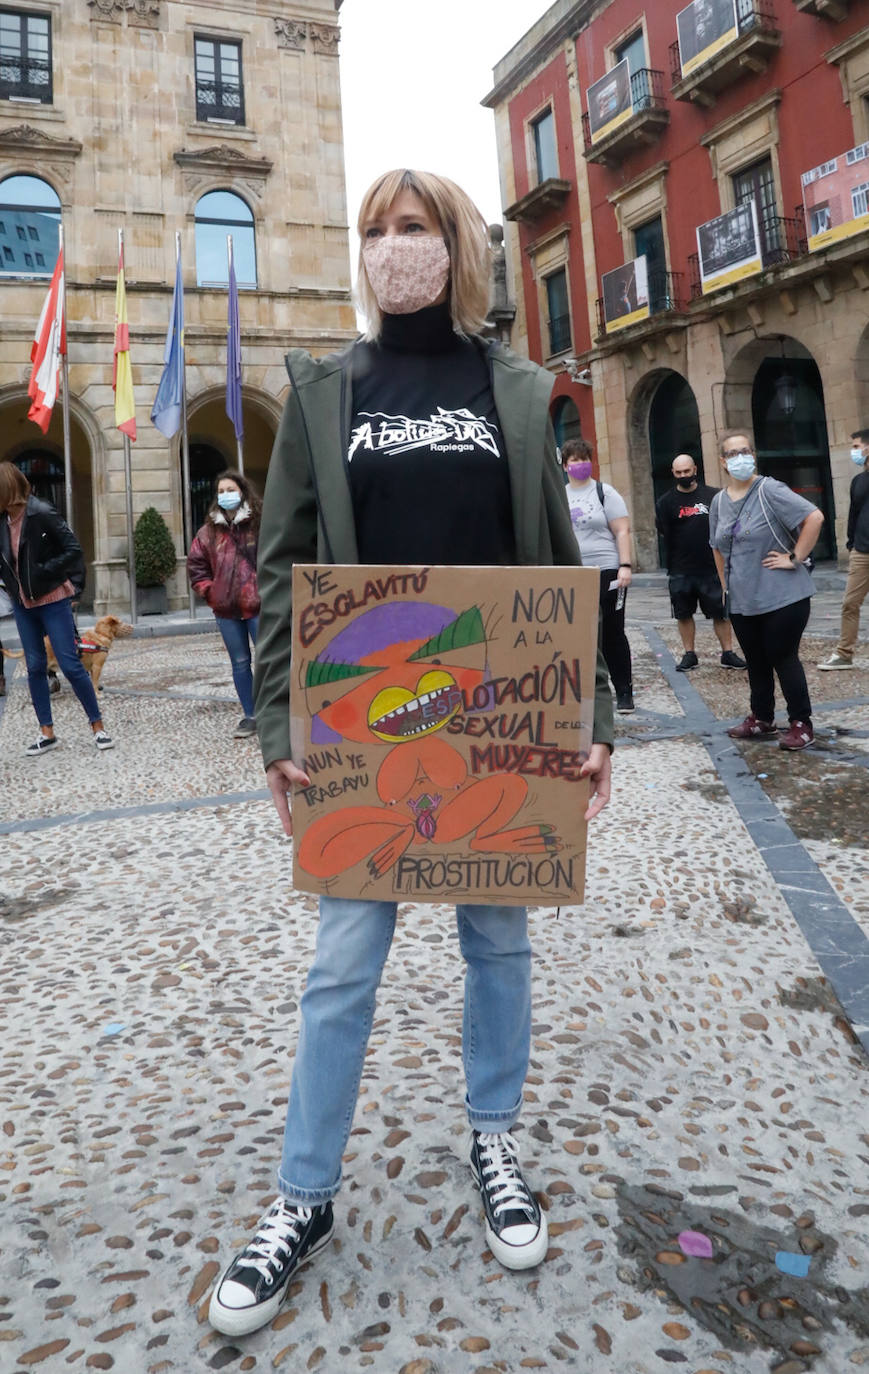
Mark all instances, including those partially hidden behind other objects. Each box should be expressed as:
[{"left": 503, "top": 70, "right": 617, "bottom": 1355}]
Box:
[
  {"left": 151, "top": 255, "right": 184, "bottom": 438},
  {"left": 226, "top": 256, "right": 243, "bottom": 442}
]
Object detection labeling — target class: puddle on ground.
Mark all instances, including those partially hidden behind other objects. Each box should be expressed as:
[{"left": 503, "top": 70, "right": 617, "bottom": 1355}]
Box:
[{"left": 615, "top": 1182, "right": 869, "bottom": 1366}]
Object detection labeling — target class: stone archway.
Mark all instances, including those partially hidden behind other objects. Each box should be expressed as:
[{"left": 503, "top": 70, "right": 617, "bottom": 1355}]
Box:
[
  {"left": 627, "top": 367, "right": 701, "bottom": 569},
  {"left": 724, "top": 335, "right": 835, "bottom": 561},
  {"left": 0, "top": 386, "right": 97, "bottom": 606},
  {"left": 183, "top": 386, "right": 279, "bottom": 541}
]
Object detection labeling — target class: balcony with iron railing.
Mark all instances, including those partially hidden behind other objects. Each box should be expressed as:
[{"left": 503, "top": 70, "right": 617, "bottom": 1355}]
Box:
[
  {"left": 594, "top": 270, "right": 685, "bottom": 339},
  {"left": 687, "top": 210, "right": 807, "bottom": 298},
  {"left": 792, "top": 0, "right": 849, "bottom": 17},
  {"left": 669, "top": 1, "right": 781, "bottom": 107},
  {"left": 0, "top": 55, "right": 52, "bottom": 104},
  {"left": 195, "top": 79, "right": 244, "bottom": 125},
  {"left": 548, "top": 313, "right": 572, "bottom": 356},
  {"left": 582, "top": 68, "right": 669, "bottom": 167}
]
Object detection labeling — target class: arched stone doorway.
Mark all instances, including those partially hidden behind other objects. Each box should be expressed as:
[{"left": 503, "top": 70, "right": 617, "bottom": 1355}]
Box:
[
  {"left": 552, "top": 395, "right": 582, "bottom": 452},
  {"left": 627, "top": 368, "right": 702, "bottom": 568},
  {"left": 0, "top": 389, "right": 96, "bottom": 606},
  {"left": 184, "top": 387, "right": 278, "bottom": 540},
  {"left": 724, "top": 335, "right": 835, "bottom": 562}
]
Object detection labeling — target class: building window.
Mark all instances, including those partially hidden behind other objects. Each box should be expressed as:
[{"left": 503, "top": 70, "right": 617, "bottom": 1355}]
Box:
[
  {"left": 615, "top": 30, "right": 651, "bottom": 111},
  {"left": 532, "top": 109, "right": 558, "bottom": 183},
  {"left": 195, "top": 36, "right": 244, "bottom": 125},
  {"left": 194, "top": 190, "right": 256, "bottom": 287},
  {"left": 545, "top": 268, "right": 571, "bottom": 355},
  {"left": 733, "top": 155, "right": 782, "bottom": 265},
  {"left": 0, "top": 173, "right": 60, "bottom": 276},
  {"left": 634, "top": 216, "right": 670, "bottom": 312},
  {"left": 852, "top": 183, "right": 869, "bottom": 218},
  {"left": 0, "top": 8, "right": 52, "bottom": 104}
]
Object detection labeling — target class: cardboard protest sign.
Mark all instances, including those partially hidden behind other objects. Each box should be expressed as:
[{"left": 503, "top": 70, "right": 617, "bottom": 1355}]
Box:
[{"left": 290, "top": 565, "right": 600, "bottom": 907}]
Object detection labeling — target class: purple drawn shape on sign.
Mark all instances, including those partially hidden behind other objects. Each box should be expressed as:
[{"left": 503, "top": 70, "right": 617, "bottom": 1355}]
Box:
[
  {"left": 678, "top": 1230, "right": 714, "bottom": 1258},
  {"left": 320, "top": 602, "right": 455, "bottom": 665},
  {"left": 775, "top": 1251, "right": 811, "bottom": 1277}
]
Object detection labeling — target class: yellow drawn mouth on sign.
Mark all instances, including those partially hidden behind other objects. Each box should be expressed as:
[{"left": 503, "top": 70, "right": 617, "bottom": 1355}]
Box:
[{"left": 368, "top": 670, "right": 461, "bottom": 742}]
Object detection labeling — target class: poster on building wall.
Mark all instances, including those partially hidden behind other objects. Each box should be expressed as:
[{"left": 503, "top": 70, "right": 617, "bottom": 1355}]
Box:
[
  {"left": 587, "top": 59, "right": 632, "bottom": 143},
  {"left": 602, "top": 256, "right": 650, "bottom": 332},
  {"left": 696, "top": 201, "right": 762, "bottom": 294},
  {"left": 676, "top": 0, "right": 739, "bottom": 79},
  {"left": 802, "top": 143, "right": 869, "bottom": 252},
  {"left": 290, "top": 564, "right": 600, "bottom": 906}
]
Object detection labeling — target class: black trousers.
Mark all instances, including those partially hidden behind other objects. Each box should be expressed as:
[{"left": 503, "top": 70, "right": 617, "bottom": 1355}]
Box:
[
  {"left": 598, "top": 567, "right": 632, "bottom": 696},
  {"left": 729, "top": 598, "right": 812, "bottom": 723}
]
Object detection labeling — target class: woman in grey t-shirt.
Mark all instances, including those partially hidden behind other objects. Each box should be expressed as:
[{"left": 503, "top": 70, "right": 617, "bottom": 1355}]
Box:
[{"left": 709, "top": 431, "right": 824, "bottom": 750}]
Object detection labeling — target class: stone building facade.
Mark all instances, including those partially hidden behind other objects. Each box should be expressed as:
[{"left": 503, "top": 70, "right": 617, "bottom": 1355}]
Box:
[
  {"left": 0, "top": 0, "right": 355, "bottom": 612},
  {"left": 485, "top": 0, "right": 869, "bottom": 568}
]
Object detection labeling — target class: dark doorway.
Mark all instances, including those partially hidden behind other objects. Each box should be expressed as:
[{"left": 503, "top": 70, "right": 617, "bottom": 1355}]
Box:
[
  {"left": 648, "top": 374, "right": 703, "bottom": 565},
  {"left": 15, "top": 449, "right": 65, "bottom": 514},
  {"left": 188, "top": 442, "right": 227, "bottom": 538},
  {"left": 552, "top": 395, "right": 582, "bottom": 452},
  {"left": 751, "top": 355, "right": 836, "bottom": 561}
]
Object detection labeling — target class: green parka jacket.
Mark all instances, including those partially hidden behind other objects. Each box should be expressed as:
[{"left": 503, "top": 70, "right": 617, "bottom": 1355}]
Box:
[{"left": 253, "top": 337, "right": 615, "bottom": 771}]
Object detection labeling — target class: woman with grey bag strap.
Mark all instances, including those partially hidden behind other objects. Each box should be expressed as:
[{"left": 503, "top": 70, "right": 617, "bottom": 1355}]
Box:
[{"left": 708, "top": 431, "right": 824, "bottom": 750}]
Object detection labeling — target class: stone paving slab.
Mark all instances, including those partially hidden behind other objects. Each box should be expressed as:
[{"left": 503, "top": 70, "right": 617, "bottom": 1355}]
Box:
[{"left": 2, "top": 611, "right": 868, "bottom": 1374}]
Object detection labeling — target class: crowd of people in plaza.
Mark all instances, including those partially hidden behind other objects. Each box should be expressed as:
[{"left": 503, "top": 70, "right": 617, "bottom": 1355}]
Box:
[{"left": 1, "top": 167, "right": 868, "bottom": 1342}]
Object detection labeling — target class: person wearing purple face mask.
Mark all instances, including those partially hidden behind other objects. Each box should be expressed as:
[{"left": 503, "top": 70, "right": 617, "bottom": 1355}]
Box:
[
  {"left": 561, "top": 438, "right": 635, "bottom": 712},
  {"left": 208, "top": 169, "right": 615, "bottom": 1338}
]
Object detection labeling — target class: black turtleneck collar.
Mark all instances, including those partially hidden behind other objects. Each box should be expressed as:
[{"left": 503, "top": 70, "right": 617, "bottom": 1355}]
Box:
[{"left": 378, "top": 301, "right": 460, "bottom": 354}]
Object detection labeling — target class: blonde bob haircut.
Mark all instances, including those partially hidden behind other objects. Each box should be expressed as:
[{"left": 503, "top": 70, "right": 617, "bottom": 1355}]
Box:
[{"left": 355, "top": 169, "right": 491, "bottom": 341}]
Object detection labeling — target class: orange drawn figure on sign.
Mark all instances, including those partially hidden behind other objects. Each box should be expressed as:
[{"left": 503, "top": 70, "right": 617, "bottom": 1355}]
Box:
[{"left": 297, "top": 601, "right": 560, "bottom": 880}]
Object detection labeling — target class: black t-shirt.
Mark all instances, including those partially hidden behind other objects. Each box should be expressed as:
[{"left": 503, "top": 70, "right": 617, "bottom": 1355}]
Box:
[
  {"left": 655, "top": 482, "right": 719, "bottom": 576},
  {"left": 848, "top": 469, "right": 869, "bottom": 554},
  {"left": 347, "top": 305, "right": 515, "bottom": 566}
]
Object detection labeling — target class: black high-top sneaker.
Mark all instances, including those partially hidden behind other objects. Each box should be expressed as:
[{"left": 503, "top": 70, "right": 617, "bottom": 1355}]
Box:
[
  {"left": 469, "top": 1130, "right": 548, "bottom": 1270},
  {"left": 209, "top": 1197, "right": 333, "bottom": 1336}
]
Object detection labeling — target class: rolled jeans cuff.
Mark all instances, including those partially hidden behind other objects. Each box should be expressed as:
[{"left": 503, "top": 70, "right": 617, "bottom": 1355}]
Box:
[
  {"left": 277, "top": 1169, "right": 341, "bottom": 1206},
  {"left": 466, "top": 1092, "right": 523, "bottom": 1133}
]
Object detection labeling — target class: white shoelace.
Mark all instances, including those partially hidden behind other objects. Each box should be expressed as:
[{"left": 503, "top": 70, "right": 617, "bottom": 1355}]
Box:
[
  {"left": 477, "top": 1132, "right": 535, "bottom": 1219},
  {"left": 239, "top": 1201, "right": 312, "bottom": 1282}
]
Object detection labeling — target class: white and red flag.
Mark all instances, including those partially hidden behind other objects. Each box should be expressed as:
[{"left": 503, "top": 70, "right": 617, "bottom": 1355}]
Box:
[{"left": 27, "top": 247, "right": 66, "bottom": 434}]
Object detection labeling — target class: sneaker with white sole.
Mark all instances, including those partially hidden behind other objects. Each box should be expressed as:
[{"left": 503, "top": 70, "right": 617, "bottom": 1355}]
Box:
[
  {"left": 25, "top": 735, "right": 59, "bottom": 757},
  {"left": 818, "top": 652, "right": 853, "bottom": 671},
  {"left": 93, "top": 730, "right": 115, "bottom": 750},
  {"left": 233, "top": 716, "right": 257, "bottom": 739},
  {"left": 208, "top": 1197, "right": 333, "bottom": 1337},
  {"left": 469, "top": 1130, "right": 548, "bottom": 1270}
]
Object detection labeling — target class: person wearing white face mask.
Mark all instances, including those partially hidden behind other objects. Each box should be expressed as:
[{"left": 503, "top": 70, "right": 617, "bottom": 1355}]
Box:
[
  {"left": 187, "top": 470, "right": 261, "bottom": 738},
  {"left": 818, "top": 428, "right": 869, "bottom": 671},
  {"left": 708, "top": 431, "right": 824, "bottom": 750},
  {"left": 208, "top": 168, "right": 615, "bottom": 1338}
]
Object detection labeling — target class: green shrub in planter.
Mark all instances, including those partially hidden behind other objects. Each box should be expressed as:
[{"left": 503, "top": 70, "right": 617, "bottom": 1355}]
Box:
[{"left": 134, "top": 506, "right": 177, "bottom": 587}]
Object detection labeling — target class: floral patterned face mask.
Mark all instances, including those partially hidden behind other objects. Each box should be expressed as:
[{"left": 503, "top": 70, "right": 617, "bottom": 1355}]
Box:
[{"left": 362, "top": 235, "right": 450, "bottom": 315}]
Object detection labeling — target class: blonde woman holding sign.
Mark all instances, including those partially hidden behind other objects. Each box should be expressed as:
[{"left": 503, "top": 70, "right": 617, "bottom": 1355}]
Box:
[{"left": 209, "top": 170, "right": 614, "bottom": 1337}]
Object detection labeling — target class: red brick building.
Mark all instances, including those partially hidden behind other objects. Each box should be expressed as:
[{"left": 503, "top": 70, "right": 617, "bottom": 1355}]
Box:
[{"left": 484, "top": 0, "right": 869, "bottom": 566}]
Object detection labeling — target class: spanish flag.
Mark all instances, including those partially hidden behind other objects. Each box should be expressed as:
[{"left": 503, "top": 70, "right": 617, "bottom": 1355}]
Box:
[{"left": 113, "top": 236, "right": 136, "bottom": 440}]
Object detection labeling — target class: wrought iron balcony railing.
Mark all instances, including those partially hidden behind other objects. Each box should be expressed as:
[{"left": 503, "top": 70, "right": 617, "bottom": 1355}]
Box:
[
  {"left": 0, "top": 55, "right": 52, "bottom": 103},
  {"left": 582, "top": 68, "right": 667, "bottom": 153},
  {"left": 195, "top": 79, "right": 244, "bottom": 124},
  {"left": 670, "top": 0, "right": 779, "bottom": 84},
  {"left": 548, "top": 313, "right": 572, "bottom": 355}
]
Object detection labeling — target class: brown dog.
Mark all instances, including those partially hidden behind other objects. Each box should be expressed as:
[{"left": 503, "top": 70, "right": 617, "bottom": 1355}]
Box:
[
  {"left": 47, "top": 615, "right": 134, "bottom": 691},
  {"left": 2, "top": 614, "right": 134, "bottom": 692}
]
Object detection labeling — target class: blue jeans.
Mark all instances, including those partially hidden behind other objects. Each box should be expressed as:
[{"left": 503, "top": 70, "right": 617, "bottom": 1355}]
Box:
[
  {"left": 215, "top": 614, "right": 258, "bottom": 717},
  {"left": 278, "top": 896, "right": 531, "bottom": 1204},
  {"left": 12, "top": 597, "right": 101, "bottom": 729}
]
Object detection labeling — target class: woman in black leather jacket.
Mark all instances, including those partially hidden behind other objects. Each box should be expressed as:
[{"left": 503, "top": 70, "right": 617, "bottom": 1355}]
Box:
[{"left": 0, "top": 461, "right": 114, "bottom": 756}]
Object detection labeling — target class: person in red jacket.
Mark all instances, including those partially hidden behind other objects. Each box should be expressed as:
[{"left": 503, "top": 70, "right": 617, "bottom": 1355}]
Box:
[{"left": 187, "top": 470, "right": 261, "bottom": 738}]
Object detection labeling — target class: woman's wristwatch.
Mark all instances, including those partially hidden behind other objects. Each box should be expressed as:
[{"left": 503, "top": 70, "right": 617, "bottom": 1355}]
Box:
[
  {"left": 788, "top": 552, "right": 801, "bottom": 565},
  {"left": 619, "top": 563, "right": 632, "bottom": 570}
]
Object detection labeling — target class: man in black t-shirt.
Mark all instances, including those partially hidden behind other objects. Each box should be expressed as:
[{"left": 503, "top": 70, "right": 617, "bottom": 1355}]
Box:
[
  {"left": 819, "top": 427, "right": 869, "bottom": 669},
  {"left": 655, "top": 454, "right": 746, "bottom": 672}
]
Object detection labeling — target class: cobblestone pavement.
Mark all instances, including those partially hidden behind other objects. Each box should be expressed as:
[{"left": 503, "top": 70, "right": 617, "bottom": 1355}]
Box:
[{"left": 1, "top": 589, "right": 868, "bottom": 1374}]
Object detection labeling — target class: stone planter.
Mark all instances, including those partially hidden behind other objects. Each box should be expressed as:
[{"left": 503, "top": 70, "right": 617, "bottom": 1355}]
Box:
[{"left": 136, "top": 584, "right": 168, "bottom": 616}]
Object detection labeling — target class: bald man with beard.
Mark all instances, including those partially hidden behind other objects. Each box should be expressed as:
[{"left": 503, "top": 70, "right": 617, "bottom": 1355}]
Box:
[{"left": 655, "top": 454, "right": 746, "bottom": 672}]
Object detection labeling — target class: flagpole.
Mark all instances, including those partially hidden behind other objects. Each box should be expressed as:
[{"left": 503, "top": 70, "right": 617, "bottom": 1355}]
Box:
[
  {"left": 117, "top": 228, "right": 138, "bottom": 625},
  {"left": 58, "top": 223, "right": 73, "bottom": 528},
  {"left": 227, "top": 234, "right": 244, "bottom": 474},
  {"left": 178, "top": 231, "right": 196, "bottom": 620}
]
